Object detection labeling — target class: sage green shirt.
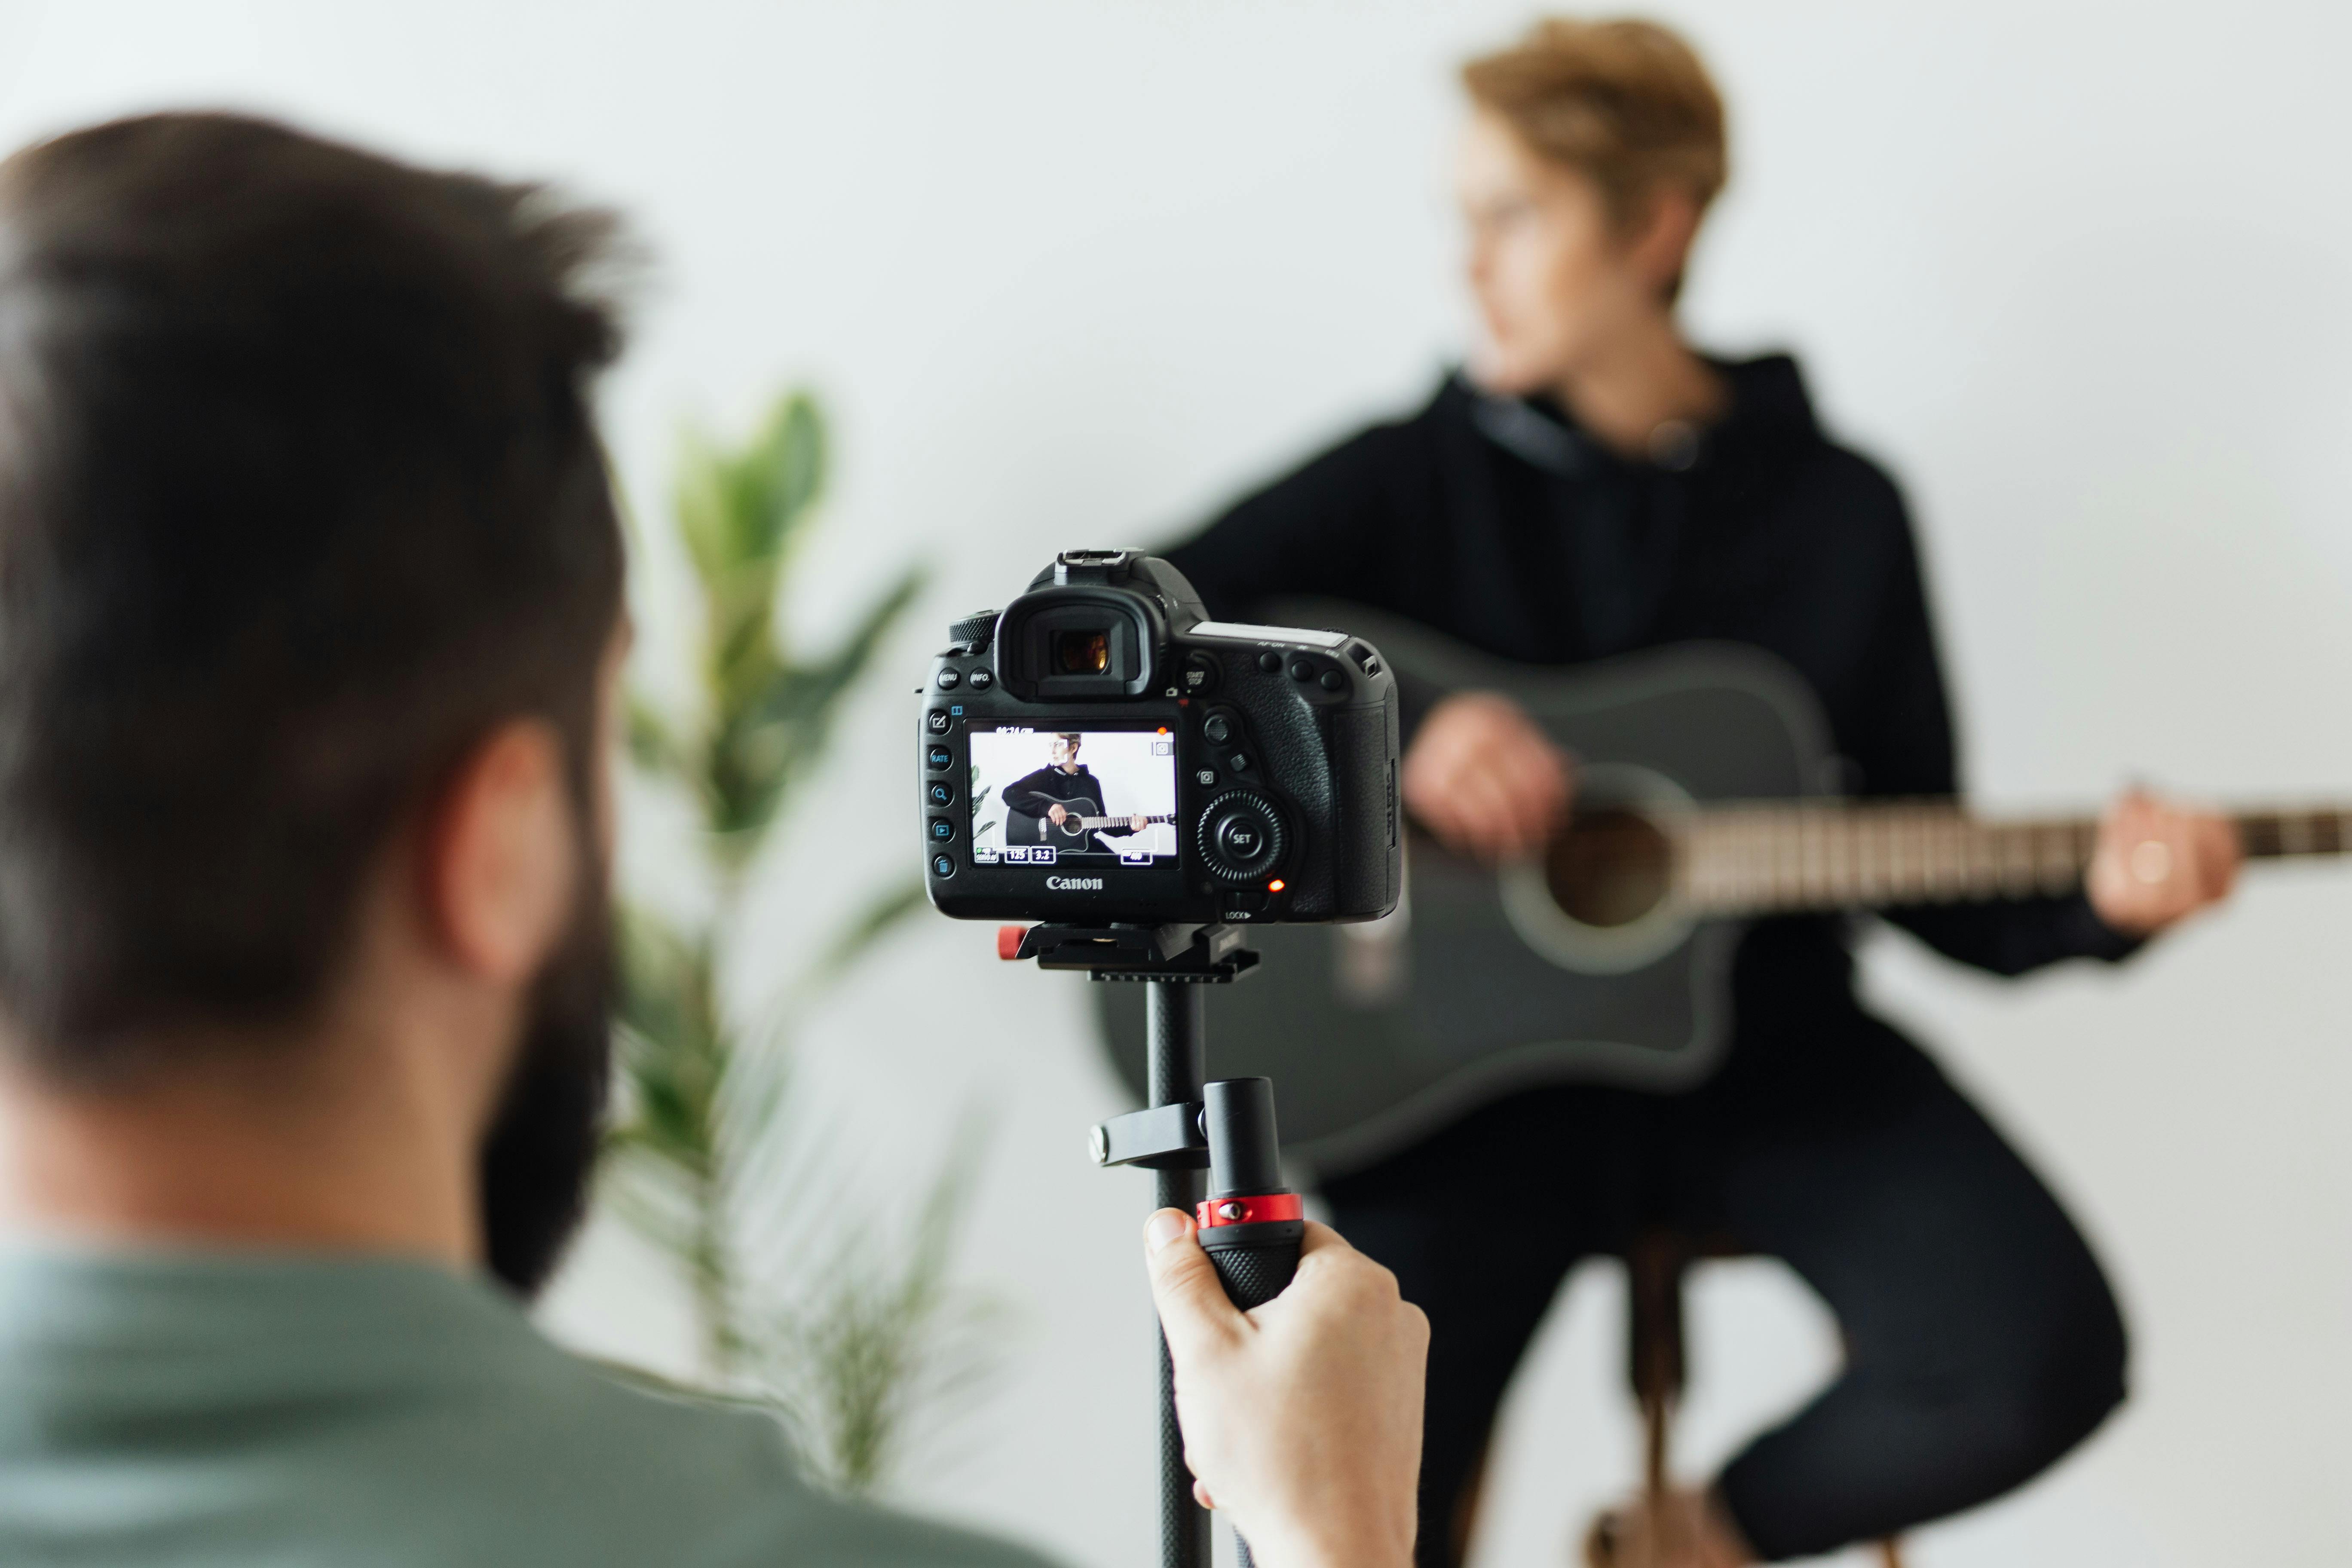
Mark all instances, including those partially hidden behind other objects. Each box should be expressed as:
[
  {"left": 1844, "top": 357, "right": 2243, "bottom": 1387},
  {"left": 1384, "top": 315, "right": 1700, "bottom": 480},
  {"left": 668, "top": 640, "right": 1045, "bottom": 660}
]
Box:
[{"left": 0, "top": 1246, "right": 1056, "bottom": 1567}]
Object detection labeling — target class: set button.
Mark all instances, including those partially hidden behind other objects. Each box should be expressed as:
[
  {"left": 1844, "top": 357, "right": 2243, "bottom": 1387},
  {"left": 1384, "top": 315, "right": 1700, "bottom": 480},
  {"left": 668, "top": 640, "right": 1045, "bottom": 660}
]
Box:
[
  {"left": 1216, "top": 814, "right": 1268, "bottom": 864},
  {"left": 1196, "top": 792, "right": 1286, "bottom": 883}
]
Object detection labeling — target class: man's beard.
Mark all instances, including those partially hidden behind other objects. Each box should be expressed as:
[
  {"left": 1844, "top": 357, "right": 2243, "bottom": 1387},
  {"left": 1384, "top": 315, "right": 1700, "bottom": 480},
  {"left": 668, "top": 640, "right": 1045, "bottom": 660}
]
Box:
[{"left": 476, "top": 866, "right": 615, "bottom": 1297}]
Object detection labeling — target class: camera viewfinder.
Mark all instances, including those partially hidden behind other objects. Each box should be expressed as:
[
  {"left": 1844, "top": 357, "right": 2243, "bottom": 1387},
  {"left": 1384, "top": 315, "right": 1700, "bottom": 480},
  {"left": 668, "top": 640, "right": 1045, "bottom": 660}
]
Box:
[{"left": 1056, "top": 629, "right": 1112, "bottom": 675}]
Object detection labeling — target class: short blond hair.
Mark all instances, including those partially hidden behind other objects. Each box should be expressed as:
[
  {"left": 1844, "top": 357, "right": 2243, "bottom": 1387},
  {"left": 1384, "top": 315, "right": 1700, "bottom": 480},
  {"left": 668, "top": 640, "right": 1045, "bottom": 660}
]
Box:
[{"left": 1462, "top": 17, "right": 1727, "bottom": 225}]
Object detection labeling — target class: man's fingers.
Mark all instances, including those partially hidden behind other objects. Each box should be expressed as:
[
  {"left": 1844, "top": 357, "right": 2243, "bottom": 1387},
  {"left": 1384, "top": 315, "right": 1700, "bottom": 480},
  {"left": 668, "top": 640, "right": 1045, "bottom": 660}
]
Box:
[
  {"left": 1450, "top": 771, "right": 1523, "bottom": 862},
  {"left": 2202, "top": 816, "right": 2243, "bottom": 895},
  {"left": 1504, "top": 752, "right": 1568, "bottom": 851},
  {"left": 1417, "top": 775, "right": 1491, "bottom": 859},
  {"left": 1296, "top": 1218, "right": 1354, "bottom": 1258},
  {"left": 1144, "top": 1209, "right": 1243, "bottom": 1357}
]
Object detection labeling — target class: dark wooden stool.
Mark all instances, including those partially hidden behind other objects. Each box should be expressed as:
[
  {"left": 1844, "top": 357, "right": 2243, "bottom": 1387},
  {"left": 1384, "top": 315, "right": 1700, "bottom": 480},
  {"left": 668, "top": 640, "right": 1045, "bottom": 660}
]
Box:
[{"left": 1626, "top": 1231, "right": 1904, "bottom": 1568}]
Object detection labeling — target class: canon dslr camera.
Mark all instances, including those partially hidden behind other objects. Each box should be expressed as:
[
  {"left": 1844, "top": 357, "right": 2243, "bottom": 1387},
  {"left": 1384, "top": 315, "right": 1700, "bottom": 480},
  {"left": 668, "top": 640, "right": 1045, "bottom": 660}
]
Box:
[{"left": 920, "top": 550, "right": 1400, "bottom": 925}]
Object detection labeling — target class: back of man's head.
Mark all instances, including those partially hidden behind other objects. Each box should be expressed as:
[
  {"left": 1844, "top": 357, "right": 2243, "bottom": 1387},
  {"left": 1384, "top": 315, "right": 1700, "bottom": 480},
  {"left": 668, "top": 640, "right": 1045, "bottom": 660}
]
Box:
[{"left": 0, "top": 113, "right": 625, "bottom": 1082}]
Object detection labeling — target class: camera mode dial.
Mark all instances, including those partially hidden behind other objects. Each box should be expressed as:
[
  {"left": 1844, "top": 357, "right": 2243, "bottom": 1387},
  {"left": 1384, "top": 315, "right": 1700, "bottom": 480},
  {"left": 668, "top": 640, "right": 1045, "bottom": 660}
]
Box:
[
  {"left": 948, "top": 610, "right": 998, "bottom": 653},
  {"left": 1195, "top": 792, "right": 1287, "bottom": 884}
]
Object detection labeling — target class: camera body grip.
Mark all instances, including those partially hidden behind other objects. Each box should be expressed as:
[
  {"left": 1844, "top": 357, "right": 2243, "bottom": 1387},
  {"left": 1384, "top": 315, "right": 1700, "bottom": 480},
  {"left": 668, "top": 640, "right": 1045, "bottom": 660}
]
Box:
[{"left": 1199, "top": 1218, "right": 1305, "bottom": 1311}]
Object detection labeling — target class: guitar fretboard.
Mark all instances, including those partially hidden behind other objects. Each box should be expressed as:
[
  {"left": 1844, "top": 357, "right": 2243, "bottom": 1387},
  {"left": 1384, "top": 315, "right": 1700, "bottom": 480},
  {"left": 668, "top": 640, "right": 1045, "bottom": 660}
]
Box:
[{"left": 1669, "top": 802, "right": 2352, "bottom": 916}]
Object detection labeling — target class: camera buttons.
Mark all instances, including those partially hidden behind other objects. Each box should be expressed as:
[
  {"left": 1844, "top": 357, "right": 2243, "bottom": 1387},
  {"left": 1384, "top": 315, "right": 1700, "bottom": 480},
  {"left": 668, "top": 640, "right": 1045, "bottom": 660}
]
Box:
[
  {"left": 935, "top": 668, "right": 962, "bottom": 690},
  {"left": 927, "top": 817, "right": 956, "bottom": 842},
  {"left": 1194, "top": 768, "right": 1219, "bottom": 788},
  {"left": 1226, "top": 752, "right": 1252, "bottom": 773},
  {"left": 1201, "top": 713, "right": 1234, "bottom": 745},
  {"left": 930, "top": 853, "right": 955, "bottom": 879},
  {"left": 1318, "top": 670, "right": 1345, "bottom": 692},
  {"left": 926, "top": 781, "right": 954, "bottom": 808},
  {"left": 1256, "top": 651, "right": 1283, "bottom": 674},
  {"left": 1288, "top": 658, "right": 1315, "bottom": 682},
  {"left": 925, "top": 710, "right": 953, "bottom": 735},
  {"left": 966, "top": 666, "right": 994, "bottom": 690},
  {"left": 925, "top": 744, "right": 954, "bottom": 771},
  {"left": 1183, "top": 651, "right": 1220, "bottom": 695}
]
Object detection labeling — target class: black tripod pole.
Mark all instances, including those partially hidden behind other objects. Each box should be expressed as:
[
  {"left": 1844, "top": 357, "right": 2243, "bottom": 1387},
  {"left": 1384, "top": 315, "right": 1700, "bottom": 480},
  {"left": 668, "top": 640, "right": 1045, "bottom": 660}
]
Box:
[
  {"left": 1019, "top": 922, "right": 1262, "bottom": 1568},
  {"left": 1145, "top": 978, "right": 1210, "bottom": 1568}
]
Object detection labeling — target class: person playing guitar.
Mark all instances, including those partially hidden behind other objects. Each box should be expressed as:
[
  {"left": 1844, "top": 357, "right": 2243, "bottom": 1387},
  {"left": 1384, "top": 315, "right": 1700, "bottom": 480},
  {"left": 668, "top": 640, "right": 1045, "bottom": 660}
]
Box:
[
  {"left": 1003, "top": 733, "right": 1153, "bottom": 850},
  {"left": 1162, "top": 17, "right": 2239, "bottom": 1568}
]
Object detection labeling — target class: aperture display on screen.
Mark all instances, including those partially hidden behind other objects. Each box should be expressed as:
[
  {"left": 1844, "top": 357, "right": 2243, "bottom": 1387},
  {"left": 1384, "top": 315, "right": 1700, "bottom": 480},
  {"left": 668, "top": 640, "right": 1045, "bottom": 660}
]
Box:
[{"left": 968, "top": 726, "right": 1178, "bottom": 868}]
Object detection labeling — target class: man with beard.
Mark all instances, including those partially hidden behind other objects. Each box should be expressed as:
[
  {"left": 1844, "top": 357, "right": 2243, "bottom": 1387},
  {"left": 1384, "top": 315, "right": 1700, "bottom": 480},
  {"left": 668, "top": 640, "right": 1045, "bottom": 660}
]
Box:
[{"left": 0, "top": 115, "right": 1427, "bottom": 1568}]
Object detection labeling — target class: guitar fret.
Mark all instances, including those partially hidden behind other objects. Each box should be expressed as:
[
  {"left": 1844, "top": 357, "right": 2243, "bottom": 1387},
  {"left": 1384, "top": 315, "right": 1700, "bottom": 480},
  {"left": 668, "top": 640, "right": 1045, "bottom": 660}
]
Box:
[
  {"left": 1775, "top": 809, "right": 1801, "bottom": 907},
  {"left": 2235, "top": 808, "right": 2352, "bottom": 860},
  {"left": 1657, "top": 793, "right": 2352, "bottom": 916},
  {"left": 1674, "top": 800, "right": 2117, "bottom": 916}
]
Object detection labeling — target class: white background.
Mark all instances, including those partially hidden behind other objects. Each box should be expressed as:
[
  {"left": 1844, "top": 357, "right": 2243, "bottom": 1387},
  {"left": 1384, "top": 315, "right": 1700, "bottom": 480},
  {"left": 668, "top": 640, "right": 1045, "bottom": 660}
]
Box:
[{"left": 4, "top": 3, "right": 2351, "bottom": 1564}]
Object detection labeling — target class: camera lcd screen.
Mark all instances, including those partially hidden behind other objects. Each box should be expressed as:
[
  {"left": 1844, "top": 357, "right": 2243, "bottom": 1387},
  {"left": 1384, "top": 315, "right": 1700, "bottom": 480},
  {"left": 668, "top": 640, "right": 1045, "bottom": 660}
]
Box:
[{"left": 968, "top": 725, "right": 1179, "bottom": 869}]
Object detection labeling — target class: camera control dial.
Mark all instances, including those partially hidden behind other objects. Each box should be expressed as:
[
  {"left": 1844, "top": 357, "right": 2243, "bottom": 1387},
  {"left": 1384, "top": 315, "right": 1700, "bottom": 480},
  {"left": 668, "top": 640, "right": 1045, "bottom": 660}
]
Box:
[
  {"left": 948, "top": 611, "right": 998, "bottom": 652},
  {"left": 1196, "top": 792, "right": 1287, "bottom": 883}
]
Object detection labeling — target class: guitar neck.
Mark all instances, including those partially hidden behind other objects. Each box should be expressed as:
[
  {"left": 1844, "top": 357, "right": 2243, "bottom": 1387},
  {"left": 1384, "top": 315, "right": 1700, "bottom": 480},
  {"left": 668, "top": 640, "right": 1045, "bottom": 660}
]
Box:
[
  {"left": 1075, "top": 813, "right": 1176, "bottom": 830},
  {"left": 1674, "top": 801, "right": 2352, "bottom": 916}
]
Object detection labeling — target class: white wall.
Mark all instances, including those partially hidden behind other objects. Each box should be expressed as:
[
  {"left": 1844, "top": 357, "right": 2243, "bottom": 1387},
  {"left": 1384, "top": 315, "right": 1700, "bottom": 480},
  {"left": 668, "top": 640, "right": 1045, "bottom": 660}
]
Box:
[{"left": 5, "top": 2, "right": 2350, "bottom": 1563}]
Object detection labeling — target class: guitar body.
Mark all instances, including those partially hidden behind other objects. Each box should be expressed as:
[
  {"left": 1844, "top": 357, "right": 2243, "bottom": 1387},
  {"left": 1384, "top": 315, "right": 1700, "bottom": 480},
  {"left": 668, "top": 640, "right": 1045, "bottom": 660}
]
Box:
[
  {"left": 1008, "top": 793, "right": 1108, "bottom": 847},
  {"left": 1095, "top": 605, "right": 1840, "bottom": 1179},
  {"left": 1007, "top": 794, "right": 1175, "bottom": 850}
]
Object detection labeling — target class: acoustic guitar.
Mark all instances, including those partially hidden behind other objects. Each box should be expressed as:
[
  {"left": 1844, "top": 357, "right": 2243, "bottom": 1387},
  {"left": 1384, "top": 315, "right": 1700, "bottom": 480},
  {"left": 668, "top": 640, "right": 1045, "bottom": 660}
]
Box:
[
  {"left": 1007, "top": 794, "right": 1178, "bottom": 847},
  {"left": 1096, "top": 602, "right": 2352, "bottom": 1178}
]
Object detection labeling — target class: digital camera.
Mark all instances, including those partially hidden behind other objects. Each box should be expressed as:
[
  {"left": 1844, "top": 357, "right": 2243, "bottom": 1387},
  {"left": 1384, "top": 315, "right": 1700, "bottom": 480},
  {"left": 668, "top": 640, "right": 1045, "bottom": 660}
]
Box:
[{"left": 919, "top": 550, "right": 1401, "bottom": 925}]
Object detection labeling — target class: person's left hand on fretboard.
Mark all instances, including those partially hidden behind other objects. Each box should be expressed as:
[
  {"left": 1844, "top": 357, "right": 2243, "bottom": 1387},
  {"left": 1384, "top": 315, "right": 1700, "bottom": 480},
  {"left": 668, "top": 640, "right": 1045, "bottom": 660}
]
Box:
[{"left": 2086, "top": 788, "right": 2241, "bottom": 935}]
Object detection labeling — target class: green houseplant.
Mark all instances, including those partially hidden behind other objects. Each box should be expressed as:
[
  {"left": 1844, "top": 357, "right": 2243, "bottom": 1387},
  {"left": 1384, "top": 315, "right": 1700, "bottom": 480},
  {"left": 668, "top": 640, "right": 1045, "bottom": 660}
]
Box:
[{"left": 603, "top": 390, "right": 990, "bottom": 1495}]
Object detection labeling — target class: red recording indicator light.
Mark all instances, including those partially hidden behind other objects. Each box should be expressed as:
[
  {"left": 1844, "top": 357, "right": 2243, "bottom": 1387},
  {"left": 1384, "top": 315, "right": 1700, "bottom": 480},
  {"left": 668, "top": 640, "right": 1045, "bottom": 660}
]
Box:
[{"left": 1268, "top": 879, "right": 1286, "bottom": 893}]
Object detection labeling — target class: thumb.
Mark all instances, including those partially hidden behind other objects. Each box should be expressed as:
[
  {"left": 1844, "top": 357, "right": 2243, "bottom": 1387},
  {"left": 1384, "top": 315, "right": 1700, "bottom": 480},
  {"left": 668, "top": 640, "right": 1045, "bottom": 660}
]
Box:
[{"left": 1144, "top": 1208, "right": 1242, "bottom": 1357}]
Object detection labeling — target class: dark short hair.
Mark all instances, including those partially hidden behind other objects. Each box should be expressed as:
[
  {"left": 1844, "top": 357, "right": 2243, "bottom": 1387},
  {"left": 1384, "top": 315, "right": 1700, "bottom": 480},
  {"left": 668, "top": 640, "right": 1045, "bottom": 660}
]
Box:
[{"left": 0, "top": 112, "right": 627, "bottom": 1075}]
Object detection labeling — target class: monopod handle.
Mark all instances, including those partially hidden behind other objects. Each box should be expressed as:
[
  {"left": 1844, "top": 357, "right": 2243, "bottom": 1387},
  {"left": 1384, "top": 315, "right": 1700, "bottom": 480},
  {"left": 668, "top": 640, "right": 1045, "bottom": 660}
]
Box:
[
  {"left": 1196, "top": 1078, "right": 1304, "bottom": 1311},
  {"left": 1200, "top": 1219, "right": 1304, "bottom": 1309}
]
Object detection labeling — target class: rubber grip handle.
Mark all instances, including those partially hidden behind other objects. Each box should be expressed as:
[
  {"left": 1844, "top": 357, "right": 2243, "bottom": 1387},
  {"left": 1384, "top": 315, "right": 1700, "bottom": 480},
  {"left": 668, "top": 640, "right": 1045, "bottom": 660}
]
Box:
[{"left": 1199, "top": 1218, "right": 1305, "bottom": 1311}]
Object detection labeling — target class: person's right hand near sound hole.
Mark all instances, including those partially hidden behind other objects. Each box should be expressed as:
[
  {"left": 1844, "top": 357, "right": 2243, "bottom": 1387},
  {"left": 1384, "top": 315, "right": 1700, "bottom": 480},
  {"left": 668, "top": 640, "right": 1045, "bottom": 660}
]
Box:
[{"left": 1403, "top": 689, "right": 1577, "bottom": 865}]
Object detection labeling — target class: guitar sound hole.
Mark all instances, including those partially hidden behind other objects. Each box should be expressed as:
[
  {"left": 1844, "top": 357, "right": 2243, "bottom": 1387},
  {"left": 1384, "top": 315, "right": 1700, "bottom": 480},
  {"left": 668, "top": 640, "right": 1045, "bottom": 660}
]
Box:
[{"left": 1545, "top": 807, "right": 1672, "bottom": 929}]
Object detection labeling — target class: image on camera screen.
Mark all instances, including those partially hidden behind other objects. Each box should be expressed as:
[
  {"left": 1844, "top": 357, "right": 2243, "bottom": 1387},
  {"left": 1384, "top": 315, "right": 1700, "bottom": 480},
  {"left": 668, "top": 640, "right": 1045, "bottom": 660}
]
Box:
[{"left": 968, "top": 726, "right": 1179, "bottom": 868}]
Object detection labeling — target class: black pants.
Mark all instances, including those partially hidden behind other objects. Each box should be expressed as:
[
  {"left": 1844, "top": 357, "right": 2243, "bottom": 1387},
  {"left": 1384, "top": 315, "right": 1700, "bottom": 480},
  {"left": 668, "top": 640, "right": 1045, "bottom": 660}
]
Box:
[{"left": 1322, "top": 1011, "right": 2128, "bottom": 1564}]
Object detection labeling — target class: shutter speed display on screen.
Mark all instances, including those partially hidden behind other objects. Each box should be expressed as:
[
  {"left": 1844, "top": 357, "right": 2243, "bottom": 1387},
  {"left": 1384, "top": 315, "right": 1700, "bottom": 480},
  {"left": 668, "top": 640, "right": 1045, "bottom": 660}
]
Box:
[{"left": 919, "top": 551, "right": 1403, "bottom": 926}]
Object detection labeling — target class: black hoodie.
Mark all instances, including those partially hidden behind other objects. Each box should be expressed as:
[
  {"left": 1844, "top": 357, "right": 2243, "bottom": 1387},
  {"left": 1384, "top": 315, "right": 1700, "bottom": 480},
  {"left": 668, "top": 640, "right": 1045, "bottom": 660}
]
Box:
[{"left": 1165, "top": 357, "right": 2136, "bottom": 1082}]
